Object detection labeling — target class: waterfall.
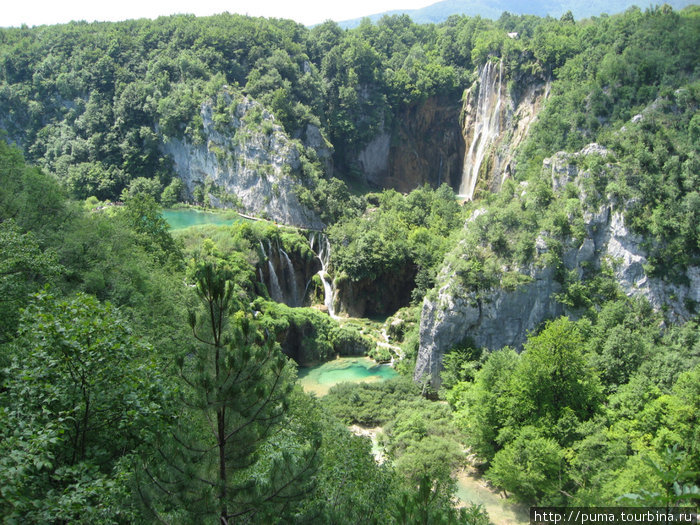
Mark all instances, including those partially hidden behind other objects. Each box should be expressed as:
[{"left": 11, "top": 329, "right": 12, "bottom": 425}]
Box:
[
  {"left": 260, "top": 238, "right": 284, "bottom": 303},
  {"left": 308, "top": 231, "right": 337, "bottom": 318},
  {"left": 319, "top": 270, "right": 336, "bottom": 317},
  {"left": 279, "top": 248, "right": 299, "bottom": 307},
  {"left": 267, "top": 259, "right": 284, "bottom": 302},
  {"left": 458, "top": 60, "right": 503, "bottom": 200}
]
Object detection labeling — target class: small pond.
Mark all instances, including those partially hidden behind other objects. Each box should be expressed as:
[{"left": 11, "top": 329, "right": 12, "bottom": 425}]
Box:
[
  {"left": 297, "top": 357, "right": 398, "bottom": 396},
  {"left": 162, "top": 209, "right": 244, "bottom": 230}
]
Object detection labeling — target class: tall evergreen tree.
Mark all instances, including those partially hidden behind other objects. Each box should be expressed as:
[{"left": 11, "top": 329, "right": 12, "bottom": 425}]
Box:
[{"left": 144, "top": 261, "right": 318, "bottom": 523}]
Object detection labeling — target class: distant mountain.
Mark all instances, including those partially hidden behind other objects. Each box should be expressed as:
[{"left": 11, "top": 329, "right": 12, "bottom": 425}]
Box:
[{"left": 337, "top": 0, "right": 698, "bottom": 27}]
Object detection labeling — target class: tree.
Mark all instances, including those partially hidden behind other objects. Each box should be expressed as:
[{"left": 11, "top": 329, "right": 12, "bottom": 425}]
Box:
[
  {"left": 450, "top": 347, "right": 519, "bottom": 464},
  {"left": 0, "top": 220, "right": 61, "bottom": 343},
  {"left": 146, "top": 261, "right": 317, "bottom": 523},
  {"left": 506, "top": 317, "right": 601, "bottom": 430},
  {"left": 120, "top": 176, "right": 162, "bottom": 202},
  {"left": 0, "top": 291, "right": 167, "bottom": 522},
  {"left": 119, "top": 193, "right": 181, "bottom": 265},
  {"left": 487, "top": 426, "right": 565, "bottom": 504},
  {"left": 389, "top": 475, "right": 489, "bottom": 525},
  {"left": 160, "top": 178, "right": 185, "bottom": 207}
]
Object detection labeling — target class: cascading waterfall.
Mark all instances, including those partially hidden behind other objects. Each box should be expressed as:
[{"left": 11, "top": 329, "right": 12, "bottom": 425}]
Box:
[
  {"left": 267, "top": 259, "right": 284, "bottom": 302},
  {"left": 259, "top": 239, "right": 285, "bottom": 303},
  {"left": 279, "top": 248, "right": 299, "bottom": 307},
  {"left": 458, "top": 60, "right": 503, "bottom": 200},
  {"left": 308, "top": 231, "right": 337, "bottom": 318}
]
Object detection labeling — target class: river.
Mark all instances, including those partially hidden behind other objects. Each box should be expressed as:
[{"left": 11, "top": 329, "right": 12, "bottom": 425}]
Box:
[{"left": 456, "top": 469, "right": 529, "bottom": 525}]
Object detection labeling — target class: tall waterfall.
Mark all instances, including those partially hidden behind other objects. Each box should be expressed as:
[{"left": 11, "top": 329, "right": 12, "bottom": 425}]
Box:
[
  {"left": 458, "top": 60, "right": 503, "bottom": 199},
  {"left": 309, "top": 231, "right": 337, "bottom": 318}
]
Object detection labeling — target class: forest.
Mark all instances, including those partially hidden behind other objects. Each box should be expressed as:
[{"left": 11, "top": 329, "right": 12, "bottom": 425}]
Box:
[{"left": 1, "top": 4, "right": 699, "bottom": 524}]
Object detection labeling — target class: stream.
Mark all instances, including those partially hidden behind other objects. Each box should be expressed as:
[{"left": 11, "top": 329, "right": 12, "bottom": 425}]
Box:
[{"left": 456, "top": 470, "right": 529, "bottom": 525}]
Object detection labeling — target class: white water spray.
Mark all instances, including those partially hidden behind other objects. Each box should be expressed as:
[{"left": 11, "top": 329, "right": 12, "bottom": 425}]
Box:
[
  {"left": 279, "top": 248, "right": 298, "bottom": 306},
  {"left": 458, "top": 60, "right": 503, "bottom": 200},
  {"left": 308, "top": 231, "right": 337, "bottom": 318}
]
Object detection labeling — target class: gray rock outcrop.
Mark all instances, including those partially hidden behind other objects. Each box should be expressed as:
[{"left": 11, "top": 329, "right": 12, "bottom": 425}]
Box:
[
  {"left": 161, "top": 87, "right": 323, "bottom": 229},
  {"left": 415, "top": 144, "right": 699, "bottom": 388}
]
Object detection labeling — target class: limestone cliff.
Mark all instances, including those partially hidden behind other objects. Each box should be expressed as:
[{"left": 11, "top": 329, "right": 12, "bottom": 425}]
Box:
[
  {"left": 161, "top": 87, "right": 324, "bottom": 229},
  {"left": 415, "top": 144, "right": 700, "bottom": 388},
  {"left": 357, "top": 95, "right": 465, "bottom": 192},
  {"left": 458, "top": 61, "right": 549, "bottom": 199},
  {"left": 355, "top": 63, "right": 548, "bottom": 197}
]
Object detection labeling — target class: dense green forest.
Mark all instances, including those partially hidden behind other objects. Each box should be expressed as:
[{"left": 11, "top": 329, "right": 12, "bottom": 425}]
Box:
[{"left": 1, "top": 4, "right": 699, "bottom": 523}]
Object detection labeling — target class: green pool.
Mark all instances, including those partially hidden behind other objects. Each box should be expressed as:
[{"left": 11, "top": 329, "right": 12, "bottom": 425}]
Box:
[
  {"left": 162, "top": 209, "right": 243, "bottom": 230},
  {"left": 297, "top": 357, "right": 398, "bottom": 396}
]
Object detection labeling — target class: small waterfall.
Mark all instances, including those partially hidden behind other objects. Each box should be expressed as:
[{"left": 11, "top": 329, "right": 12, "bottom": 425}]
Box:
[
  {"left": 267, "top": 259, "right": 284, "bottom": 302},
  {"left": 279, "top": 248, "right": 299, "bottom": 307},
  {"left": 458, "top": 60, "right": 503, "bottom": 200},
  {"left": 260, "top": 238, "right": 284, "bottom": 303}
]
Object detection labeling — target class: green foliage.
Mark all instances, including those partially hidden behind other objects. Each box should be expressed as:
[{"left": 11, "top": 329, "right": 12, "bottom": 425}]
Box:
[
  {"left": 147, "top": 261, "right": 317, "bottom": 522},
  {"left": 255, "top": 298, "right": 374, "bottom": 364},
  {"left": 506, "top": 317, "right": 601, "bottom": 428},
  {"left": 119, "top": 193, "right": 181, "bottom": 266},
  {"left": 440, "top": 341, "right": 483, "bottom": 390},
  {"left": 329, "top": 184, "right": 462, "bottom": 306},
  {"left": 487, "top": 426, "right": 565, "bottom": 504},
  {"left": 448, "top": 298, "right": 700, "bottom": 505},
  {"left": 2, "top": 6, "right": 700, "bottom": 519},
  {"left": 160, "top": 177, "right": 185, "bottom": 207},
  {"left": 0, "top": 221, "right": 61, "bottom": 342},
  {"left": 0, "top": 291, "right": 167, "bottom": 522}
]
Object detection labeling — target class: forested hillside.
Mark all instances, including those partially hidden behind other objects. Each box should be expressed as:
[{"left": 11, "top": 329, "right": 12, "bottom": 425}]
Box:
[{"left": 1, "top": 4, "right": 699, "bottom": 523}]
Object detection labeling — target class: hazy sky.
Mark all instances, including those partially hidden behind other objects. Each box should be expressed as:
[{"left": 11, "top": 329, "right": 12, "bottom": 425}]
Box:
[{"left": 3, "top": 0, "right": 434, "bottom": 28}]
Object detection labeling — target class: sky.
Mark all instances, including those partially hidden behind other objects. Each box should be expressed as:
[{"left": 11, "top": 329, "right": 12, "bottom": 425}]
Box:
[{"left": 3, "top": 0, "right": 434, "bottom": 28}]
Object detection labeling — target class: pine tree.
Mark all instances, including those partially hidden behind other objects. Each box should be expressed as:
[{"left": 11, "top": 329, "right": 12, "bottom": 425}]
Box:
[{"left": 144, "top": 261, "right": 318, "bottom": 523}]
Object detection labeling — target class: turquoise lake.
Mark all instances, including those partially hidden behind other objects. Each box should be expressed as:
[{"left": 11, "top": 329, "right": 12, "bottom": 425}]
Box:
[
  {"left": 162, "top": 209, "right": 244, "bottom": 230},
  {"left": 297, "top": 357, "right": 398, "bottom": 396}
]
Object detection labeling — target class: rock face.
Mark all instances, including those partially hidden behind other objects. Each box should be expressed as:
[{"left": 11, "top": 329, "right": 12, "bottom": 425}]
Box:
[
  {"left": 161, "top": 87, "right": 323, "bottom": 229},
  {"left": 415, "top": 144, "right": 700, "bottom": 388},
  {"left": 336, "top": 264, "right": 417, "bottom": 318},
  {"left": 354, "top": 63, "right": 548, "bottom": 196},
  {"left": 457, "top": 61, "right": 549, "bottom": 199},
  {"left": 415, "top": 265, "right": 564, "bottom": 387},
  {"left": 357, "top": 96, "right": 466, "bottom": 192}
]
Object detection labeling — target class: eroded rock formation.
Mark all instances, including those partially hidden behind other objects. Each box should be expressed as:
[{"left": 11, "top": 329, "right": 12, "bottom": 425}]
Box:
[
  {"left": 458, "top": 60, "right": 550, "bottom": 199},
  {"left": 162, "top": 87, "right": 324, "bottom": 229},
  {"left": 414, "top": 144, "right": 700, "bottom": 388}
]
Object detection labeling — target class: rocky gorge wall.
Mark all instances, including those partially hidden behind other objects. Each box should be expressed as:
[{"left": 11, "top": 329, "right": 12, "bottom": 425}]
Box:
[
  {"left": 161, "top": 87, "right": 324, "bottom": 230},
  {"left": 414, "top": 144, "right": 700, "bottom": 388},
  {"left": 358, "top": 96, "right": 466, "bottom": 192},
  {"left": 355, "top": 61, "right": 549, "bottom": 198}
]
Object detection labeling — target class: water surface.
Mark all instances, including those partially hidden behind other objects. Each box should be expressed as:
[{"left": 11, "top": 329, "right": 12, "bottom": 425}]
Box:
[
  {"left": 297, "top": 357, "right": 397, "bottom": 396},
  {"left": 163, "top": 209, "right": 243, "bottom": 230},
  {"left": 456, "top": 470, "right": 528, "bottom": 525}
]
